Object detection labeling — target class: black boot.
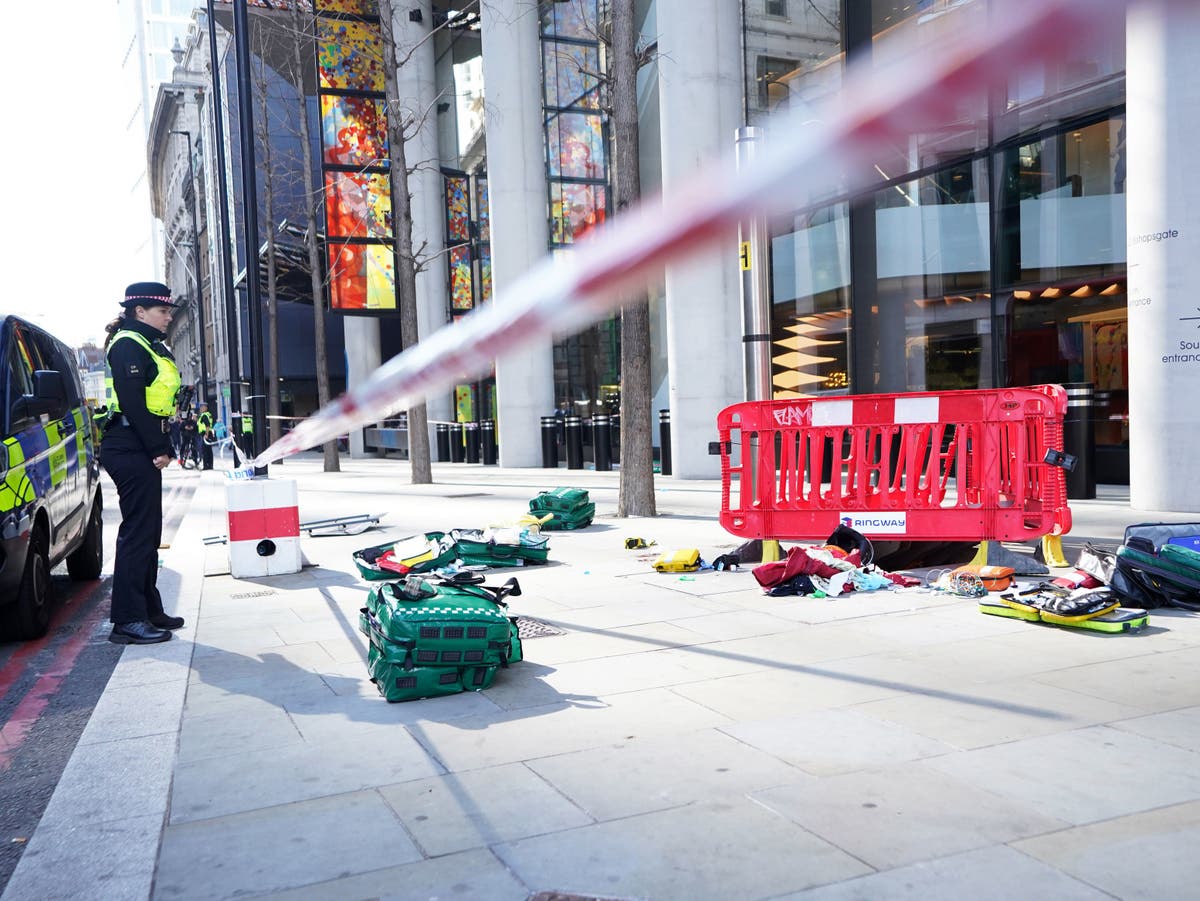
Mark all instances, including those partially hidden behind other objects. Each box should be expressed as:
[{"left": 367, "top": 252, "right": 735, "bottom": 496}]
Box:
[{"left": 149, "top": 613, "right": 185, "bottom": 630}]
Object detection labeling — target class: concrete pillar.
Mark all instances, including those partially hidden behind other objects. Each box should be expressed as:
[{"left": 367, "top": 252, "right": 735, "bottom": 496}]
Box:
[
  {"left": 656, "top": 0, "right": 745, "bottom": 478},
  {"left": 344, "top": 317, "right": 381, "bottom": 458},
  {"left": 480, "top": 0, "right": 555, "bottom": 466},
  {"left": 1127, "top": 1, "right": 1200, "bottom": 512},
  {"left": 394, "top": 1, "right": 453, "bottom": 434}
]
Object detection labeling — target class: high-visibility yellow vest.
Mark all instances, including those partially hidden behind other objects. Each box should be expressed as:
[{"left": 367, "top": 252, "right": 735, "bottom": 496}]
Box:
[
  {"left": 197, "top": 411, "right": 213, "bottom": 435},
  {"left": 107, "top": 330, "right": 181, "bottom": 418}
]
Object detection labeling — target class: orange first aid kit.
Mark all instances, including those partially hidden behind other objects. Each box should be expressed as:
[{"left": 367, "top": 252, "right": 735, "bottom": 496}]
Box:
[{"left": 951, "top": 564, "right": 1015, "bottom": 592}]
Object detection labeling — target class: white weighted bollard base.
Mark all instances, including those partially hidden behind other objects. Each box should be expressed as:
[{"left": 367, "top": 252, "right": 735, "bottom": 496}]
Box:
[{"left": 224, "top": 478, "right": 302, "bottom": 578}]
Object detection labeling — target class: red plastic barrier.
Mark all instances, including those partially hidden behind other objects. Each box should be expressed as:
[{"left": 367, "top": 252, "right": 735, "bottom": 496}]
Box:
[{"left": 718, "top": 385, "right": 1071, "bottom": 542}]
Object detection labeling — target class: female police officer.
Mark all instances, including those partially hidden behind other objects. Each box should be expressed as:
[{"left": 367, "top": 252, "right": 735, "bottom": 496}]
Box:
[{"left": 102, "top": 282, "right": 186, "bottom": 644}]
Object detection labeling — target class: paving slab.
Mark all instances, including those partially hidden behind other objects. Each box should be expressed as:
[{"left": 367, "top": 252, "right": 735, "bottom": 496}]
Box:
[
  {"left": 723, "top": 707, "right": 956, "bottom": 776},
  {"left": 1010, "top": 800, "right": 1200, "bottom": 900},
  {"left": 494, "top": 797, "right": 870, "bottom": 900},
  {"left": 922, "top": 724, "right": 1200, "bottom": 824},
  {"left": 253, "top": 848, "right": 529, "bottom": 900},
  {"left": 776, "top": 845, "right": 1105, "bottom": 900},
  {"left": 526, "top": 727, "right": 810, "bottom": 821},
  {"left": 1109, "top": 704, "right": 1200, "bottom": 751},
  {"left": 753, "top": 764, "right": 1066, "bottom": 870},
  {"left": 154, "top": 790, "right": 421, "bottom": 900}
]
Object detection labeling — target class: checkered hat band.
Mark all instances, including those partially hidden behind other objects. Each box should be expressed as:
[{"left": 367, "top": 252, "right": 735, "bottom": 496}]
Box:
[{"left": 126, "top": 295, "right": 172, "bottom": 301}]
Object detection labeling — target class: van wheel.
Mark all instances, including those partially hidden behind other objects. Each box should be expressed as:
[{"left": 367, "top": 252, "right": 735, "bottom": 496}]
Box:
[
  {"left": 9, "top": 530, "right": 52, "bottom": 640},
  {"left": 67, "top": 493, "right": 103, "bottom": 581}
]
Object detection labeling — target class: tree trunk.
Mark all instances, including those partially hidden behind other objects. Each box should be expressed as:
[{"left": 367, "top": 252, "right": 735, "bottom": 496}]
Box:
[
  {"left": 612, "top": 0, "right": 656, "bottom": 517},
  {"left": 289, "top": 0, "right": 339, "bottom": 472},
  {"left": 379, "top": 0, "right": 432, "bottom": 484},
  {"left": 255, "top": 58, "right": 282, "bottom": 448}
]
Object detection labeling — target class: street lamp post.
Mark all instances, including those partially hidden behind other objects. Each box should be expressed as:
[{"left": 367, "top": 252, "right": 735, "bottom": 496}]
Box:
[{"left": 170, "top": 129, "right": 209, "bottom": 409}]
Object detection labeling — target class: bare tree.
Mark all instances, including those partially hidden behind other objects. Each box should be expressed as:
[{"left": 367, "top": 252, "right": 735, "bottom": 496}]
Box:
[
  {"left": 288, "top": 0, "right": 340, "bottom": 471},
  {"left": 376, "top": 0, "right": 465, "bottom": 487},
  {"left": 607, "top": 0, "right": 657, "bottom": 516},
  {"left": 251, "top": 32, "right": 283, "bottom": 448}
]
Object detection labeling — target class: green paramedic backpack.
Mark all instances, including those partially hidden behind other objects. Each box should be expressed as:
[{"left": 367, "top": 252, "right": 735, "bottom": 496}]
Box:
[
  {"left": 359, "top": 576, "right": 524, "bottom": 701},
  {"left": 529, "top": 487, "right": 590, "bottom": 514},
  {"left": 538, "top": 503, "right": 595, "bottom": 531}
]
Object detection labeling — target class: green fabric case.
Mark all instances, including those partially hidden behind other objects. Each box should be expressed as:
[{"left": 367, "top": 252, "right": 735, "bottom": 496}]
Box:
[
  {"left": 366, "top": 644, "right": 501, "bottom": 702},
  {"left": 529, "top": 487, "right": 591, "bottom": 514},
  {"left": 450, "top": 529, "right": 550, "bottom": 567},
  {"left": 539, "top": 503, "right": 596, "bottom": 531}
]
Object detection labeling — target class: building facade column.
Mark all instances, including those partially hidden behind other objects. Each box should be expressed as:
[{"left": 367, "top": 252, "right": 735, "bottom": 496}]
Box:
[
  {"left": 480, "top": 0, "right": 554, "bottom": 466},
  {"left": 396, "top": 1, "right": 452, "bottom": 432},
  {"left": 1127, "top": 1, "right": 1200, "bottom": 511},
  {"left": 344, "top": 317, "right": 381, "bottom": 457},
  {"left": 656, "top": 0, "right": 745, "bottom": 478}
]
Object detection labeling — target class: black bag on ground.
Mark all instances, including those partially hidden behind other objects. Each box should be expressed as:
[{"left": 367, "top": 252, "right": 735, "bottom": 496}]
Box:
[{"left": 826, "top": 524, "right": 874, "bottom": 566}]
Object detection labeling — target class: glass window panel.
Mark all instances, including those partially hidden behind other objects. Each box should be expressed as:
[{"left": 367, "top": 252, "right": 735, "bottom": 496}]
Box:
[
  {"left": 327, "top": 243, "right": 396, "bottom": 311},
  {"left": 997, "top": 17, "right": 1124, "bottom": 141},
  {"left": 321, "top": 95, "right": 389, "bottom": 168},
  {"left": 870, "top": 161, "right": 992, "bottom": 392},
  {"left": 445, "top": 176, "right": 470, "bottom": 242},
  {"left": 540, "top": 0, "right": 599, "bottom": 39},
  {"left": 449, "top": 245, "right": 474, "bottom": 311},
  {"left": 325, "top": 172, "right": 392, "bottom": 238},
  {"left": 550, "top": 183, "right": 606, "bottom": 245},
  {"left": 317, "top": 18, "right": 385, "bottom": 92},
  {"left": 543, "top": 42, "right": 601, "bottom": 110},
  {"left": 744, "top": 1, "right": 842, "bottom": 126},
  {"left": 547, "top": 111, "right": 605, "bottom": 179},
  {"left": 997, "top": 117, "right": 1126, "bottom": 287},
  {"left": 867, "top": 0, "right": 989, "bottom": 175},
  {"left": 769, "top": 203, "right": 851, "bottom": 397}
]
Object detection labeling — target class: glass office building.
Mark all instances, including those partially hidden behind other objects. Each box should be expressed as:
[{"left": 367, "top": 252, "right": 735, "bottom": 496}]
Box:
[{"left": 749, "top": 0, "right": 1130, "bottom": 480}]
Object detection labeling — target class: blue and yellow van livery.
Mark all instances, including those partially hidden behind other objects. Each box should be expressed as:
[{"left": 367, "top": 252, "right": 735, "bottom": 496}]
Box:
[{"left": 0, "top": 315, "right": 102, "bottom": 640}]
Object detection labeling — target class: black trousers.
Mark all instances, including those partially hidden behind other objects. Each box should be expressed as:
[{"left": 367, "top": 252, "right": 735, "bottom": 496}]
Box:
[{"left": 100, "top": 429, "right": 165, "bottom": 624}]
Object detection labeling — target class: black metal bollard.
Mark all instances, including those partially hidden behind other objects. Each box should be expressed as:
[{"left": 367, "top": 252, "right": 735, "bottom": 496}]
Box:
[
  {"left": 464, "top": 421, "right": 481, "bottom": 464},
  {"left": 659, "top": 409, "right": 672, "bottom": 476},
  {"left": 540, "top": 415, "right": 559, "bottom": 468},
  {"left": 565, "top": 415, "right": 584, "bottom": 469},
  {"left": 481, "top": 419, "right": 498, "bottom": 465},
  {"left": 592, "top": 414, "right": 612, "bottom": 471},
  {"left": 435, "top": 422, "right": 451, "bottom": 462},
  {"left": 449, "top": 422, "right": 465, "bottom": 463},
  {"left": 1063, "top": 382, "right": 1096, "bottom": 499}
]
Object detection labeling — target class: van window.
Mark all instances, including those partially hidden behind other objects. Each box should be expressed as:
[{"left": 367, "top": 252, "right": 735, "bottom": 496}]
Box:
[
  {"left": 32, "top": 330, "right": 82, "bottom": 406},
  {"left": 5, "top": 332, "right": 36, "bottom": 429}
]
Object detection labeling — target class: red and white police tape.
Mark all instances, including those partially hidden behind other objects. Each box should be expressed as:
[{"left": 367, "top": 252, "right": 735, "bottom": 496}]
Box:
[{"left": 239, "top": 0, "right": 1129, "bottom": 473}]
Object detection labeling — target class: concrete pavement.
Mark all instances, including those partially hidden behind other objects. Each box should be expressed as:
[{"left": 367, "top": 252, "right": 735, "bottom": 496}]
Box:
[{"left": 5, "top": 455, "right": 1200, "bottom": 900}]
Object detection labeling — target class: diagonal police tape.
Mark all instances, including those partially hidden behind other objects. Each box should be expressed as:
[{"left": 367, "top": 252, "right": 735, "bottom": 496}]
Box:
[{"left": 247, "top": 0, "right": 1127, "bottom": 472}]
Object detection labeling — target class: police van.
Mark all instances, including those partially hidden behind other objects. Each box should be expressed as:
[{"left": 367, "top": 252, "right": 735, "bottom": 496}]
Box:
[{"left": 1, "top": 315, "right": 103, "bottom": 639}]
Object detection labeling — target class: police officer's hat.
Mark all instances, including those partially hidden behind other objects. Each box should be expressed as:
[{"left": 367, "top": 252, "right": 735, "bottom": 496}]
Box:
[{"left": 122, "top": 282, "right": 181, "bottom": 309}]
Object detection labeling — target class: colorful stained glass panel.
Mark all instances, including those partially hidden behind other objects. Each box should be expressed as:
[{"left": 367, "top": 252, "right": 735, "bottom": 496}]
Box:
[
  {"left": 550, "top": 183, "right": 606, "bottom": 245},
  {"left": 479, "top": 244, "right": 492, "bottom": 303},
  {"left": 327, "top": 243, "right": 396, "bottom": 311},
  {"left": 445, "top": 176, "right": 470, "bottom": 243},
  {"left": 539, "top": 0, "right": 599, "bottom": 39},
  {"left": 477, "top": 178, "right": 490, "bottom": 242},
  {"left": 325, "top": 172, "right": 392, "bottom": 238},
  {"left": 316, "top": 0, "right": 377, "bottom": 14},
  {"left": 547, "top": 111, "right": 605, "bottom": 179},
  {"left": 449, "top": 245, "right": 474, "bottom": 311},
  {"left": 543, "top": 43, "right": 600, "bottom": 109},
  {"left": 321, "top": 95, "right": 388, "bottom": 168},
  {"left": 318, "top": 18, "right": 385, "bottom": 91}
]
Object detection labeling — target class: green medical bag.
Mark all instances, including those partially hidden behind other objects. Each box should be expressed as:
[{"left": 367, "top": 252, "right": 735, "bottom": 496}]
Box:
[
  {"left": 450, "top": 528, "right": 550, "bottom": 567},
  {"left": 365, "top": 644, "right": 502, "bottom": 702},
  {"left": 539, "top": 503, "right": 595, "bottom": 531},
  {"left": 529, "top": 487, "right": 591, "bottom": 514},
  {"left": 352, "top": 532, "right": 456, "bottom": 581}
]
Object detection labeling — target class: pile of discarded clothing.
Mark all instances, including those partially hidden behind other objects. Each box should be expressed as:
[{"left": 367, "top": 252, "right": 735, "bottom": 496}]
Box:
[{"left": 752, "top": 543, "right": 917, "bottom": 597}]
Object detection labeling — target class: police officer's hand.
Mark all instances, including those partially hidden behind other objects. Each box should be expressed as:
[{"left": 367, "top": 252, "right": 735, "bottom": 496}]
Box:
[{"left": 153, "top": 454, "right": 171, "bottom": 470}]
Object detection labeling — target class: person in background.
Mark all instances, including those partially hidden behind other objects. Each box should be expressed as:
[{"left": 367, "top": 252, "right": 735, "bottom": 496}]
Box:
[
  {"left": 178, "top": 408, "right": 199, "bottom": 468},
  {"left": 100, "top": 282, "right": 186, "bottom": 644},
  {"left": 197, "top": 402, "right": 215, "bottom": 470}
]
